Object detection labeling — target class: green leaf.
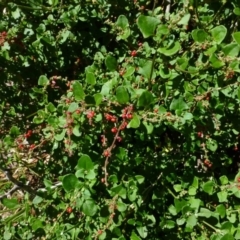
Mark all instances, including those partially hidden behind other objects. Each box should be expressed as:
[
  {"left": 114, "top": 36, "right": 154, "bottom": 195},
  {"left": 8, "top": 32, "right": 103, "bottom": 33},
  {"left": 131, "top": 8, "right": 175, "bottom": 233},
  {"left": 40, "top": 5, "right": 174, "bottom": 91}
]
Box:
[
  {"left": 117, "top": 202, "right": 127, "bottom": 212},
  {"left": 143, "top": 121, "right": 154, "bottom": 134},
  {"left": 137, "top": 90, "right": 154, "bottom": 107},
  {"left": 217, "top": 191, "right": 228, "bottom": 202},
  {"left": 136, "top": 226, "right": 148, "bottom": 238},
  {"left": 131, "top": 232, "right": 141, "bottom": 240},
  {"left": 165, "top": 220, "right": 175, "bottom": 229},
  {"left": 3, "top": 230, "right": 11, "bottom": 240},
  {"left": 216, "top": 204, "right": 226, "bottom": 218},
  {"left": 210, "top": 25, "right": 227, "bottom": 44},
  {"left": 54, "top": 129, "right": 66, "bottom": 141},
  {"left": 9, "top": 126, "right": 20, "bottom": 136},
  {"left": 220, "top": 233, "right": 234, "bottom": 240},
  {"left": 198, "top": 208, "right": 212, "bottom": 218},
  {"left": 158, "top": 41, "right": 181, "bottom": 56},
  {"left": 38, "top": 75, "right": 49, "bottom": 86},
  {"left": 188, "top": 186, "right": 197, "bottom": 196},
  {"left": 234, "top": 8, "right": 240, "bottom": 16},
  {"left": 186, "top": 215, "right": 197, "bottom": 229},
  {"left": 170, "top": 97, "right": 188, "bottom": 112},
  {"left": 206, "top": 138, "right": 218, "bottom": 152},
  {"left": 169, "top": 205, "right": 177, "bottom": 216},
  {"left": 105, "top": 55, "right": 117, "bottom": 71},
  {"left": 116, "top": 86, "right": 129, "bottom": 104},
  {"left": 202, "top": 181, "right": 214, "bottom": 195},
  {"left": 73, "top": 125, "right": 81, "bottom": 137},
  {"left": 177, "top": 13, "right": 191, "bottom": 25},
  {"left": 94, "top": 93, "right": 103, "bottom": 105},
  {"left": 62, "top": 174, "right": 79, "bottom": 192},
  {"left": 82, "top": 199, "right": 97, "bottom": 216},
  {"left": 138, "top": 60, "right": 155, "bottom": 79},
  {"left": 210, "top": 54, "right": 225, "bottom": 68},
  {"left": 77, "top": 155, "right": 94, "bottom": 171},
  {"left": 110, "top": 184, "right": 127, "bottom": 199},
  {"left": 86, "top": 71, "right": 96, "bottom": 85},
  {"left": 222, "top": 43, "right": 239, "bottom": 57},
  {"left": 191, "top": 29, "right": 208, "bottom": 43},
  {"left": 219, "top": 175, "right": 228, "bottom": 185},
  {"left": 32, "top": 196, "right": 43, "bottom": 205},
  {"left": 47, "top": 102, "right": 56, "bottom": 112},
  {"left": 73, "top": 81, "right": 85, "bottom": 101},
  {"left": 85, "top": 169, "right": 96, "bottom": 180},
  {"left": 137, "top": 15, "right": 160, "bottom": 38},
  {"left": 157, "top": 24, "right": 169, "bottom": 35},
  {"left": 233, "top": 32, "right": 240, "bottom": 45},
  {"left": 68, "top": 102, "right": 78, "bottom": 112},
  {"left": 128, "top": 113, "right": 140, "bottom": 128},
  {"left": 123, "top": 66, "right": 135, "bottom": 78},
  {"left": 31, "top": 219, "right": 43, "bottom": 231},
  {"left": 135, "top": 175, "right": 145, "bottom": 184},
  {"left": 12, "top": 8, "right": 20, "bottom": 19},
  {"left": 116, "top": 15, "right": 129, "bottom": 29},
  {"left": 2, "top": 198, "right": 18, "bottom": 209}
]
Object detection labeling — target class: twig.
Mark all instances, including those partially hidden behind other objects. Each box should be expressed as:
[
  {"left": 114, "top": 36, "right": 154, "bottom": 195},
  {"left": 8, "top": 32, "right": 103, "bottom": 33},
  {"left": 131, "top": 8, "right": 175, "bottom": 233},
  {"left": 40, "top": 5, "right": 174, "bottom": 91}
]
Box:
[
  {"left": 2, "top": 168, "right": 35, "bottom": 194},
  {"left": 0, "top": 168, "right": 62, "bottom": 199},
  {"left": 0, "top": 185, "right": 19, "bottom": 200},
  {"left": 165, "top": 0, "right": 171, "bottom": 20},
  {"left": 103, "top": 120, "right": 127, "bottom": 186}
]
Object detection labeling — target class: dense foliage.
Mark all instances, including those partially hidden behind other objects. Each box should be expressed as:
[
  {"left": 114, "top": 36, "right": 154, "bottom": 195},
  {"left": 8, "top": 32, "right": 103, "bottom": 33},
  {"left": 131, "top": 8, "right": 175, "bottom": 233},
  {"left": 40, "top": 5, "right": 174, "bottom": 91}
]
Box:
[{"left": 1, "top": 0, "right": 240, "bottom": 239}]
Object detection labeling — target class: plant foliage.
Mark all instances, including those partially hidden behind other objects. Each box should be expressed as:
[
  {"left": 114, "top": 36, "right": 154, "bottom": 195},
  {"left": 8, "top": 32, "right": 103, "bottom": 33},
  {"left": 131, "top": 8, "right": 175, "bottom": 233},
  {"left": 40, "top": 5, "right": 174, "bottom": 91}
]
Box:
[{"left": 1, "top": 0, "right": 240, "bottom": 239}]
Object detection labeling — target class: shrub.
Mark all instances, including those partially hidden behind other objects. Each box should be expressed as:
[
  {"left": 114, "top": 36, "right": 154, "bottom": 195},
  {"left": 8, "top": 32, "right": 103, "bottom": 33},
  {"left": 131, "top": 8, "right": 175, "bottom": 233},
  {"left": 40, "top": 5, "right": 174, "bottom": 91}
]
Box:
[{"left": 1, "top": 0, "right": 240, "bottom": 239}]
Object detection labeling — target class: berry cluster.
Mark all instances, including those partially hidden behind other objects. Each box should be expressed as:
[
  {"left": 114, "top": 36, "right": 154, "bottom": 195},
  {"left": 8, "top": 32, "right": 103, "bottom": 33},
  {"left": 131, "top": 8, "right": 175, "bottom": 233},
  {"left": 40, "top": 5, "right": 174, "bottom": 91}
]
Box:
[
  {"left": 204, "top": 159, "right": 212, "bottom": 168},
  {"left": 0, "top": 31, "right": 7, "bottom": 46}
]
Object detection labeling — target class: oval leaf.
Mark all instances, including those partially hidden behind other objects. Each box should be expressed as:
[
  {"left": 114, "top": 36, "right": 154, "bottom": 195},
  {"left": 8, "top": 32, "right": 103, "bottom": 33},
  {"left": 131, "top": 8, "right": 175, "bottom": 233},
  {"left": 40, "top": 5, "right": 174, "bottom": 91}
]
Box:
[
  {"left": 210, "top": 25, "right": 227, "bottom": 44},
  {"left": 73, "top": 81, "right": 85, "bottom": 101},
  {"left": 191, "top": 29, "right": 208, "bottom": 43},
  {"left": 233, "top": 32, "right": 240, "bottom": 45},
  {"left": 158, "top": 41, "right": 181, "bottom": 56},
  {"left": 137, "top": 15, "right": 160, "bottom": 38},
  {"left": 62, "top": 174, "right": 79, "bottom": 192},
  {"left": 116, "top": 86, "right": 129, "bottom": 104},
  {"left": 82, "top": 199, "right": 97, "bottom": 216},
  {"left": 77, "top": 154, "right": 94, "bottom": 171},
  {"left": 105, "top": 55, "right": 117, "bottom": 71}
]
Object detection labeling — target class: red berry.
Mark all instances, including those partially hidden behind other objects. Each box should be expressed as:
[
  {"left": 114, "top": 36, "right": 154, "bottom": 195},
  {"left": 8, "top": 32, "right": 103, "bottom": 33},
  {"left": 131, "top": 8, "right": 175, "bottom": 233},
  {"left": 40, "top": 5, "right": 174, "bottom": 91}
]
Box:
[
  {"left": 105, "top": 113, "right": 112, "bottom": 121},
  {"left": 126, "top": 113, "right": 132, "bottom": 119},
  {"left": 111, "top": 127, "right": 117, "bottom": 133},
  {"left": 24, "top": 133, "right": 30, "bottom": 138},
  {"left": 237, "top": 177, "right": 240, "bottom": 183},
  {"left": 18, "top": 144, "right": 24, "bottom": 149},
  {"left": 122, "top": 113, "right": 127, "bottom": 119},
  {"left": 197, "top": 132, "right": 203, "bottom": 138},
  {"left": 76, "top": 109, "right": 81, "bottom": 114},
  {"left": 138, "top": 42, "right": 142, "bottom": 47},
  {"left": 120, "top": 122, "right": 128, "bottom": 130},
  {"left": 66, "top": 207, "right": 72, "bottom": 214},
  {"left": 131, "top": 50, "right": 137, "bottom": 57},
  {"left": 87, "top": 110, "right": 95, "bottom": 119},
  {"left": 117, "top": 136, "right": 122, "bottom": 142},
  {"left": 204, "top": 159, "right": 210, "bottom": 165},
  {"left": 111, "top": 116, "right": 117, "bottom": 122},
  {"left": 27, "top": 130, "right": 32, "bottom": 135},
  {"left": 103, "top": 149, "right": 111, "bottom": 157},
  {"left": 29, "top": 144, "right": 35, "bottom": 150}
]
